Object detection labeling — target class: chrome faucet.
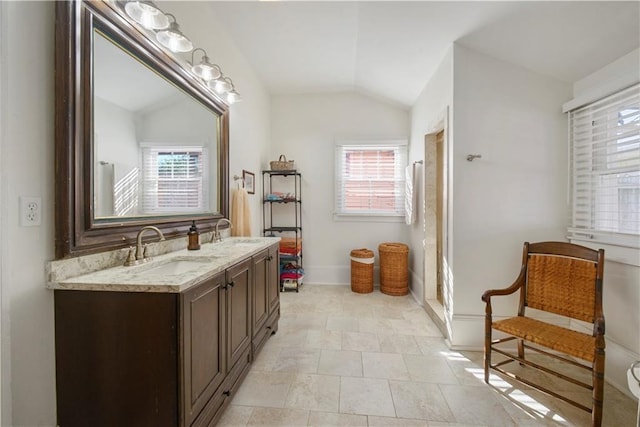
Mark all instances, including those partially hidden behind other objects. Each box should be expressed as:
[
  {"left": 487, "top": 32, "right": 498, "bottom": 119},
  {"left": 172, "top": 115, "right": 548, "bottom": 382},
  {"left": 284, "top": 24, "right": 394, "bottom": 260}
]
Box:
[
  {"left": 211, "top": 218, "right": 233, "bottom": 243},
  {"left": 124, "top": 226, "right": 166, "bottom": 266}
]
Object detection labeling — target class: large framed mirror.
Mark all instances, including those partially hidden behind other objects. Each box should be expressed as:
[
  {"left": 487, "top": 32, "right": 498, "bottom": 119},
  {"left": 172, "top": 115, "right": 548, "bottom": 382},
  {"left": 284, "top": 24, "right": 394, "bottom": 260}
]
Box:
[{"left": 55, "top": 0, "right": 229, "bottom": 258}]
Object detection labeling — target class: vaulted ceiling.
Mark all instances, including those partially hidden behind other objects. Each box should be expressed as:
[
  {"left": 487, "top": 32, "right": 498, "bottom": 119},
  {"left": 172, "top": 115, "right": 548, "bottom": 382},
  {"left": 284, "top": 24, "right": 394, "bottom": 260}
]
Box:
[{"left": 208, "top": 1, "right": 639, "bottom": 108}]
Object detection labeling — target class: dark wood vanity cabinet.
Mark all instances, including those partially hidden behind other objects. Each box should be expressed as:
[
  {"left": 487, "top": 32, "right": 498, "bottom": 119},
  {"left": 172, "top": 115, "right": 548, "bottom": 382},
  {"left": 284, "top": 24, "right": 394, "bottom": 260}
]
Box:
[
  {"left": 54, "top": 244, "right": 279, "bottom": 427},
  {"left": 251, "top": 245, "right": 280, "bottom": 355}
]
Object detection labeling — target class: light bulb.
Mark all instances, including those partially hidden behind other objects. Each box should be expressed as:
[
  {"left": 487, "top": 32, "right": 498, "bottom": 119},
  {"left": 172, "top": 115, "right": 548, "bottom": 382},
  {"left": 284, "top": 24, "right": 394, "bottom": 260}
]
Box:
[{"left": 124, "top": 1, "right": 169, "bottom": 30}]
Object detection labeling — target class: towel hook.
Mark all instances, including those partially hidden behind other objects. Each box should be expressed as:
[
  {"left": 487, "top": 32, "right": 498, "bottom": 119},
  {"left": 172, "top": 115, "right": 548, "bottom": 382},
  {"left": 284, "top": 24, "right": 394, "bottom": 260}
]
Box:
[{"left": 233, "top": 174, "right": 245, "bottom": 188}]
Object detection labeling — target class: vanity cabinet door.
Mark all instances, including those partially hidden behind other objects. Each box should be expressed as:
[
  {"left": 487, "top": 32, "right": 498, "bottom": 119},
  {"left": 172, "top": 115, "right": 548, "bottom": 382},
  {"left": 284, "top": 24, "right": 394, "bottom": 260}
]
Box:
[
  {"left": 226, "top": 258, "right": 252, "bottom": 370},
  {"left": 252, "top": 248, "right": 270, "bottom": 338},
  {"left": 267, "top": 244, "right": 280, "bottom": 315},
  {"left": 181, "top": 271, "right": 226, "bottom": 427}
]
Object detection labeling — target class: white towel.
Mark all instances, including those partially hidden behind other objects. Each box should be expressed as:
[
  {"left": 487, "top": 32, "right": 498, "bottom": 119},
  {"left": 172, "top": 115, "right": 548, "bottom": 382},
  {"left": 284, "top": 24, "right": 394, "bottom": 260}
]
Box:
[
  {"left": 405, "top": 164, "right": 418, "bottom": 225},
  {"left": 231, "top": 187, "right": 252, "bottom": 236}
]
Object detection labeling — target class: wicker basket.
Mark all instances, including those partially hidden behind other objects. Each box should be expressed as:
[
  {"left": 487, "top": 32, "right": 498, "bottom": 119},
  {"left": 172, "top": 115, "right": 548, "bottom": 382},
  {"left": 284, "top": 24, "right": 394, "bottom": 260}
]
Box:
[
  {"left": 270, "top": 154, "right": 295, "bottom": 171},
  {"left": 379, "top": 242, "right": 409, "bottom": 296},
  {"left": 350, "top": 248, "right": 374, "bottom": 294}
]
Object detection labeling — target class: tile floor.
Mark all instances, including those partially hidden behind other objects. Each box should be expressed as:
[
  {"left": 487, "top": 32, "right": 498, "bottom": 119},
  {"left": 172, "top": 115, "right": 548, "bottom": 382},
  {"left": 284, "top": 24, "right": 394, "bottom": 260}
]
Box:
[{"left": 219, "top": 285, "right": 637, "bottom": 426}]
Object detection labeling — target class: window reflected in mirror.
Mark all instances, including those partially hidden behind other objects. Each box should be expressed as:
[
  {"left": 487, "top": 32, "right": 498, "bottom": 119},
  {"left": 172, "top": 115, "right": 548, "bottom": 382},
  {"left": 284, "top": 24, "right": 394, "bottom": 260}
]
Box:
[{"left": 93, "top": 30, "right": 220, "bottom": 220}]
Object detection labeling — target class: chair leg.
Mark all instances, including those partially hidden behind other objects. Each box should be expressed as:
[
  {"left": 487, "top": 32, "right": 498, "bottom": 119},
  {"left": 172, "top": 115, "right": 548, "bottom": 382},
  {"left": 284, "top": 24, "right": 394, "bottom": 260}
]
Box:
[
  {"left": 518, "top": 339, "right": 525, "bottom": 366},
  {"left": 592, "top": 347, "right": 605, "bottom": 427},
  {"left": 484, "top": 320, "right": 492, "bottom": 383}
]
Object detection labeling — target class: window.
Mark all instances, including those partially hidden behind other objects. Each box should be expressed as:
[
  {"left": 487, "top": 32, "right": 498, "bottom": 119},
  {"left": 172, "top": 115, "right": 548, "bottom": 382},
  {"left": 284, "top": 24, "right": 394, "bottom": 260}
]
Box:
[
  {"left": 568, "top": 83, "right": 640, "bottom": 248},
  {"left": 335, "top": 140, "right": 407, "bottom": 219},
  {"left": 141, "top": 146, "right": 209, "bottom": 214}
]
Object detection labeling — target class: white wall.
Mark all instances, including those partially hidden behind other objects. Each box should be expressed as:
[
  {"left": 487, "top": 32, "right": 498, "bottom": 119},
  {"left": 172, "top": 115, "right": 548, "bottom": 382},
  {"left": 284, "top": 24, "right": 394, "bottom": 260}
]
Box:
[
  {"left": 566, "top": 48, "right": 640, "bottom": 396},
  {"left": 94, "top": 97, "right": 139, "bottom": 217},
  {"left": 271, "top": 92, "right": 410, "bottom": 284},
  {"left": 165, "top": 1, "right": 272, "bottom": 236},
  {"left": 408, "top": 47, "right": 453, "bottom": 305},
  {"left": 448, "top": 44, "right": 571, "bottom": 346},
  {"left": 0, "top": 2, "right": 272, "bottom": 425},
  {"left": 2, "top": 2, "right": 56, "bottom": 424}
]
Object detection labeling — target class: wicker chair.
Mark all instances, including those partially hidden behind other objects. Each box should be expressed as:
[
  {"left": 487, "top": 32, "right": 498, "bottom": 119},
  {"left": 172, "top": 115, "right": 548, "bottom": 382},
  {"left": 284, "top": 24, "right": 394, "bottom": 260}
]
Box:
[{"left": 482, "top": 241, "right": 605, "bottom": 427}]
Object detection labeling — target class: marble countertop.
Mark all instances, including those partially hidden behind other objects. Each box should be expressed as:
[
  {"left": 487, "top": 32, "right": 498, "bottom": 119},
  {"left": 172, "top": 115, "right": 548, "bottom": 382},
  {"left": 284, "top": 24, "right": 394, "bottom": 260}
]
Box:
[{"left": 47, "top": 237, "right": 280, "bottom": 293}]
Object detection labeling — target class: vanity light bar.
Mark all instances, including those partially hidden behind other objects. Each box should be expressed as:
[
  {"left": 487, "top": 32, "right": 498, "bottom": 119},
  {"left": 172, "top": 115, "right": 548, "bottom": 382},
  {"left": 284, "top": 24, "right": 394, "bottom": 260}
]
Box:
[{"left": 121, "top": 0, "right": 241, "bottom": 103}]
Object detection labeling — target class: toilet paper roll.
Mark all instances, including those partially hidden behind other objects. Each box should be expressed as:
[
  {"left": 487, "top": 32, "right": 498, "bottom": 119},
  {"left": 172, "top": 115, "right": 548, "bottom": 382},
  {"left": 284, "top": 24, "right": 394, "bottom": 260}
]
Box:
[{"left": 627, "top": 362, "right": 640, "bottom": 399}]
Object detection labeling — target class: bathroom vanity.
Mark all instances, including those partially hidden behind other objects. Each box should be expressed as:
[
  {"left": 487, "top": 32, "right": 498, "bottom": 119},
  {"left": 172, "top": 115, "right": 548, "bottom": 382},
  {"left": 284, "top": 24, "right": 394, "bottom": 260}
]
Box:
[{"left": 48, "top": 238, "right": 280, "bottom": 427}]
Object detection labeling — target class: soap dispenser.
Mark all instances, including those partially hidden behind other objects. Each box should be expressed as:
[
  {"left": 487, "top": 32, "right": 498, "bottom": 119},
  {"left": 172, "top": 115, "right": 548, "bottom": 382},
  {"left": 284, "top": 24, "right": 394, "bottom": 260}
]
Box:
[{"left": 187, "top": 221, "right": 200, "bottom": 250}]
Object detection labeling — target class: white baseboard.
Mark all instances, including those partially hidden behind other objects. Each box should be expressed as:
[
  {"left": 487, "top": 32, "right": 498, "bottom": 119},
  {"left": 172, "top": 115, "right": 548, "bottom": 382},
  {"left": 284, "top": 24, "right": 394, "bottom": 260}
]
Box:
[{"left": 408, "top": 267, "right": 424, "bottom": 306}]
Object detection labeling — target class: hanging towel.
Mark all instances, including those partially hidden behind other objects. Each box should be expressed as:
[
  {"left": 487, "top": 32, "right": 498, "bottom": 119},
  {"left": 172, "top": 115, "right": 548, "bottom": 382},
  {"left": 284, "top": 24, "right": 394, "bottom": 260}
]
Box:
[
  {"left": 405, "top": 164, "right": 418, "bottom": 225},
  {"left": 231, "top": 187, "right": 252, "bottom": 236}
]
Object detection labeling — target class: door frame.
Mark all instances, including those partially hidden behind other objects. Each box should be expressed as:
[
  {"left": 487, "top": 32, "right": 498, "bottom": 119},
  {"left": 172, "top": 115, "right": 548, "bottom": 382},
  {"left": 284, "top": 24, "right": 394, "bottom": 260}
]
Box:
[{"left": 423, "top": 106, "right": 450, "bottom": 335}]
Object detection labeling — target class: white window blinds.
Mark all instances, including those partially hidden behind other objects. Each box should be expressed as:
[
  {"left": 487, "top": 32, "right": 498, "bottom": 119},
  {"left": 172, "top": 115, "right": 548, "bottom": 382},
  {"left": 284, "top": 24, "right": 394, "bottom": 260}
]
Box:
[
  {"left": 569, "top": 83, "right": 640, "bottom": 248},
  {"left": 141, "top": 146, "right": 209, "bottom": 214},
  {"left": 335, "top": 141, "right": 407, "bottom": 217}
]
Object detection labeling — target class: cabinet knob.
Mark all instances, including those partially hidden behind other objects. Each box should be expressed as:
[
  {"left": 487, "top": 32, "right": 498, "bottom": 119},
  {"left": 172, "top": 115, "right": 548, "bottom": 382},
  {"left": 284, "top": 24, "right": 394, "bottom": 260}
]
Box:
[
  {"left": 222, "top": 390, "right": 231, "bottom": 397},
  {"left": 266, "top": 255, "right": 273, "bottom": 261},
  {"left": 227, "top": 281, "right": 235, "bottom": 288}
]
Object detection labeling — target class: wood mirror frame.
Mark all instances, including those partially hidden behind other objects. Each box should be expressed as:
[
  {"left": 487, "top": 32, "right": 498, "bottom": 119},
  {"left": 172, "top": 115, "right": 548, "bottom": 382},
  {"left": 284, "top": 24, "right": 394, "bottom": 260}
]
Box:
[{"left": 55, "top": 0, "right": 229, "bottom": 259}]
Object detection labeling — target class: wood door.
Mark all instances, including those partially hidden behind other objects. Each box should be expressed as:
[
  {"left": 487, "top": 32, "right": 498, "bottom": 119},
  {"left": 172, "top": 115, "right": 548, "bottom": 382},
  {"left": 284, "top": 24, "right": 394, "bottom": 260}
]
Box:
[
  {"left": 226, "top": 258, "right": 252, "bottom": 370},
  {"left": 252, "top": 249, "right": 270, "bottom": 338},
  {"left": 181, "top": 272, "right": 226, "bottom": 427}
]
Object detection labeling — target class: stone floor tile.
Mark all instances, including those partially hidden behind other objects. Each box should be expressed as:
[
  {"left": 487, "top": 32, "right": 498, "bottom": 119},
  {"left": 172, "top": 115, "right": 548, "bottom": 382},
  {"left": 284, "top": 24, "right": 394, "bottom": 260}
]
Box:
[
  {"left": 439, "top": 383, "right": 517, "bottom": 426},
  {"left": 342, "top": 331, "right": 381, "bottom": 352},
  {"left": 216, "top": 404, "right": 253, "bottom": 426},
  {"left": 317, "top": 349, "right": 363, "bottom": 377},
  {"left": 339, "top": 377, "right": 396, "bottom": 417},
  {"left": 388, "top": 380, "right": 455, "bottom": 422},
  {"left": 362, "top": 352, "right": 410, "bottom": 380},
  {"left": 284, "top": 374, "right": 340, "bottom": 412},
  {"left": 246, "top": 407, "right": 309, "bottom": 426},
  {"left": 231, "top": 371, "right": 295, "bottom": 408},
  {"left": 307, "top": 411, "right": 368, "bottom": 426}
]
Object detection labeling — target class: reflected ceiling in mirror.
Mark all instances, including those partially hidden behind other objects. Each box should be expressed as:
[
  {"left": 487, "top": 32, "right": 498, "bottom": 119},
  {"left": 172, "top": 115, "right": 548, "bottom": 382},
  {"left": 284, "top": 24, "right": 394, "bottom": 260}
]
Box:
[{"left": 93, "top": 31, "right": 220, "bottom": 220}]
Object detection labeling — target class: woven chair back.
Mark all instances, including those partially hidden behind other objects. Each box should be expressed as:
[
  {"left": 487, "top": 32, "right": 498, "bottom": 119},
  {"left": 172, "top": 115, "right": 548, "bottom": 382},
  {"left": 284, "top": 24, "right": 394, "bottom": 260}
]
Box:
[{"left": 525, "top": 254, "right": 598, "bottom": 323}]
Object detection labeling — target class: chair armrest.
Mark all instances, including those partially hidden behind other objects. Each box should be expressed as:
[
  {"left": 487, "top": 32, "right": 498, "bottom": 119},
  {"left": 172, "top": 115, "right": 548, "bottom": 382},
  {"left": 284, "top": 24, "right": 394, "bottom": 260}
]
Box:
[{"left": 481, "top": 266, "right": 526, "bottom": 303}]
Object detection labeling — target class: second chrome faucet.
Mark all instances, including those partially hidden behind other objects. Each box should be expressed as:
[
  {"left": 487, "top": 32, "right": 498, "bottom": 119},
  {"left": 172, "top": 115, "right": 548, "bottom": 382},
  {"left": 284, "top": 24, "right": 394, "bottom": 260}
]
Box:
[{"left": 211, "top": 218, "right": 233, "bottom": 243}]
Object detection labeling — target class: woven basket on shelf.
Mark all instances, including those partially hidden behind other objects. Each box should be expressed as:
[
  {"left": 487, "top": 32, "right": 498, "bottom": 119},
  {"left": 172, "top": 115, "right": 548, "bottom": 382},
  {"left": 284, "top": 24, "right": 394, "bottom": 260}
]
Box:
[
  {"left": 350, "top": 248, "right": 374, "bottom": 294},
  {"left": 378, "top": 242, "right": 409, "bottom": 296},
  {"left": 270, "top": 154, "right": 295, "bottom": 171}
]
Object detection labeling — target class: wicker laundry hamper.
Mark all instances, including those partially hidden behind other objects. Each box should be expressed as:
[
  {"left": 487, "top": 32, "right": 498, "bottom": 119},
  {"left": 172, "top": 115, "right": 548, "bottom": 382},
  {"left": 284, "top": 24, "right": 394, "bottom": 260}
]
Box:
[
  {"left": 350, "top": 248, "right": 374, "bottom": 294},
  {"left": 378, "top": 243, "right": 409, "bottom": 296}
]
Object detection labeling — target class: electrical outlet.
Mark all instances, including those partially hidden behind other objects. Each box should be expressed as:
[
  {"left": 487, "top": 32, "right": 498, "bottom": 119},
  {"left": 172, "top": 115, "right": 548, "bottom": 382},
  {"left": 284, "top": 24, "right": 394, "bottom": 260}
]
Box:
[{"left": 20, "top": 196, "right": 41, "bottom": 227}]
